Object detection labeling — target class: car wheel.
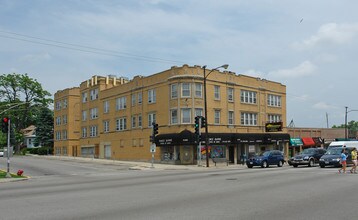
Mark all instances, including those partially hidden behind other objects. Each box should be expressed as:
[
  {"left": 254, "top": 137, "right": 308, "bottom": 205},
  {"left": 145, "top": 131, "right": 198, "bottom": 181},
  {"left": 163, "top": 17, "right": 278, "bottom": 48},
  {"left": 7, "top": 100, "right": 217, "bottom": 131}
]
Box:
[
  {"left": 278, "top": 160, "right": 283, "bottom": 167},
  {"left": 308, "top": 159, "right": 314, "bottom": 167},
  {"left": 261, "top": 161, "right": 268, "bottom": 168},
  {"left": 247, "top": 165, "right": 253, "bottom": 168},
  {"left": 320, "top": 164, "right": 325, "bottom": 168},
  {"left": 293, "top": 164, "right": 298, "bottom": 168}
]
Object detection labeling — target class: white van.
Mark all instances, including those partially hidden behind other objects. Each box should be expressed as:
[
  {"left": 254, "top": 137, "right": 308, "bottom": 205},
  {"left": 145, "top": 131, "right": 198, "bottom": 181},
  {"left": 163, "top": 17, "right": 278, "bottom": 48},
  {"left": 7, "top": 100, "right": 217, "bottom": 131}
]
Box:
[{"left": 328, "top": 141, "right": 358, "bottom": 149}]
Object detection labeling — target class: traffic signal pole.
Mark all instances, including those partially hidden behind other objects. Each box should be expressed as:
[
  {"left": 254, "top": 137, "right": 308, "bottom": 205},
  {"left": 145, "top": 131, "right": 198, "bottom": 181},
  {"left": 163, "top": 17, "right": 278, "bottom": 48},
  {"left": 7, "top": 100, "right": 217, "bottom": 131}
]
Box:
[
  {"left": 6, "top": 119, "right": 11, "bottom": 178},
  {"left": 197, "top": 118, "right": 202, "bottom": 167}
]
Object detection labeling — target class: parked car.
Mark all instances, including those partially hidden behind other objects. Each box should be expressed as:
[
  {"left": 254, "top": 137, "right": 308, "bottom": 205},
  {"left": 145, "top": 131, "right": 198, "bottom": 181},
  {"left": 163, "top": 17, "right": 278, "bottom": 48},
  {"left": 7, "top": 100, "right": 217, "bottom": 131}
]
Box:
[
  {"left": 289, "top": 148, "right": 326, "bottom": 167},
  {"left": 0, "top": 151, "right": 3, "bottom": 157},
  {"left": 246, "top": 150, "right": 285, "bottom": 168},
  {"left": 319, "top": 147, "right": 353, "bottom": 168}
]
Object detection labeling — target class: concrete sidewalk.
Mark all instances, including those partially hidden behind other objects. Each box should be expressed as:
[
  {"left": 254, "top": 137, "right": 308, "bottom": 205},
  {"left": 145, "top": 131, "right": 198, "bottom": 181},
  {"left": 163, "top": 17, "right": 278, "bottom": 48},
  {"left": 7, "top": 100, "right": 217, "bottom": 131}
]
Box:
[{"left": 38, "top": 155, "right": 247, "bottom": 171}]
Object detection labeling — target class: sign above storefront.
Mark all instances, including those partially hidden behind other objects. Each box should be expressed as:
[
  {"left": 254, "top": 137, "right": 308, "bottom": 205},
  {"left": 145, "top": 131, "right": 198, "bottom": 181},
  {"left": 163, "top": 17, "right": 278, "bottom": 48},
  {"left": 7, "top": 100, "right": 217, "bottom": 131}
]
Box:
[{"left": 265, "top": 122, "right": 283, "bottom": 132}]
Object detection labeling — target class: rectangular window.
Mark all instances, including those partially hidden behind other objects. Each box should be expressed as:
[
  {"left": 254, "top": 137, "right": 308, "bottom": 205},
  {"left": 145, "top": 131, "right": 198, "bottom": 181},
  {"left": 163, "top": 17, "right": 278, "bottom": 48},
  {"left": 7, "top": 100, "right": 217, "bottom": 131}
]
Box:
[
  {"left": 138, "top": 114, "right": 142, "bottom": 128},
  {"left": 90, "top": 108, "right": 98, "bottom": 119},
  {"left": 62, "top": 130, "right": 67, "bottom": 140},
  {"left": 90, "top": 88, "right": 98, "bottom": 101},
  {"left": 138, "top": 92, "right": 142, "bottom": 104},
  {"left": 181, "top": 108, "right": 191, "bottom": 124},
  {"left": 116, "top": 118, "right": 127, "bottom": 131},
  {"left": 131, "top": 94, "right": 136, "bottom": 106},
  {"left": 214, "top": 86, "right": 220, "bottom": 100},
  {"left": 56, "top": 101, "right": 61, "bottom": 110},
  {"left": 62, "top": 115, "right": 67, "bottom": 124},
  {"left": 148, "top": 113, "right": 156, "bottom": 127},
  {"left": 228, "top": 111, "right": 234, "bottom": 125},
  {"left": 56, "top": 131, "right": 61, "bottom": 140},
  {"left": 195, "top": 83, "right": 202, "bottom": 98},
  {"left": 171, "top": 84, "right": 178, "bottom": 99},
  {"left": 214, "top": 110, "right": 220, "bottom": 124},
  {"left": 131, "top": 116, "right": 136, "bottom": 128},
  {"left": 241, "top": 112, "right": 258, "bottom": 126},
  {"left": 82, "top": 127, "right": 87, "bottom": 138},
  {"left": 103, "top": 121, "right": 109, "bottom": 133},
  {"left": 148, "top": 89, "right": 156, "bottom": 103},
  {"left": 116, "top": 97, "right": 127, "bottom": 110},
  {"left": 227, "top": 88, "right": 234, "bottom": 102},
  {"left": 181, "top": 83, "right": 191, "bottom": 97},
  {"left": 90, "top": 125, "right": 98, "bottom": 137},
  {"left": 56, "top": 116, "right": 61, "bottom": 126},
  {"left": 103, "top": 101, "right": 109, "bottom": 113},
  {"left": 240, "top": 90, "right": 257, "bottom": 104},
  {"left": 170, "top": 109, "right": 178, "bottom": 124},
  {"left": 267, "top": 94, "right": 282, "bottom": 107},
  {"left": 63, "top": 99, "right": 67, "bottom": 108},
  {"left": 195, "top": 108, "right": 203, "bottom": 117},
  {"left": 82, "top": 110, "right": 87, "bottom": 121},
  {"left": 268, "top": 114, "right": 282, "bottom": 122},
  {"left": 82, "top": 92, "right": 88, "bottom": 103}
]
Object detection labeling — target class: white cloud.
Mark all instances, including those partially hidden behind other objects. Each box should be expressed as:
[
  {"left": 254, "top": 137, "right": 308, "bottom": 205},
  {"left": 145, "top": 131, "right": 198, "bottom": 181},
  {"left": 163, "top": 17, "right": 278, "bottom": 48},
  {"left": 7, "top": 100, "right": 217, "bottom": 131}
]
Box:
[
  {"left": 268, "top": 61, "right": 316, "bottom": 79},
  {"left": 313, "top": 102, "right": 338, "bottom": 110},
  {"left": 241, "top": 69, "right": 266, "bottom": 78},
  {"left": 20, "top": 52, "right": 51, "bottom": 64},
  {"left": 293, "top": 23, "right": 358, "bottom": 50}
]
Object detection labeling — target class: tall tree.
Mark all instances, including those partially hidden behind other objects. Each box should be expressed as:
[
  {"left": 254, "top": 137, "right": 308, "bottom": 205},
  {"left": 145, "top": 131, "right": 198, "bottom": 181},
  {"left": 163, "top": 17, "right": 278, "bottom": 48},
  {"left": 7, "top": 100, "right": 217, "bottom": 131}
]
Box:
[{"left": 33, "top": 106, "right": 54, "bottom": 148}]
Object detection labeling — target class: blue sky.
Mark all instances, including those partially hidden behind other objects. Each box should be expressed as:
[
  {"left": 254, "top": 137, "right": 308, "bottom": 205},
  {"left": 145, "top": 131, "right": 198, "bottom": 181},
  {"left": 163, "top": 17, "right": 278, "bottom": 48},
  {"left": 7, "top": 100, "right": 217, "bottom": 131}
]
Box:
[{"left": 1, "top": 0, "right": 358, "bottom": 128}]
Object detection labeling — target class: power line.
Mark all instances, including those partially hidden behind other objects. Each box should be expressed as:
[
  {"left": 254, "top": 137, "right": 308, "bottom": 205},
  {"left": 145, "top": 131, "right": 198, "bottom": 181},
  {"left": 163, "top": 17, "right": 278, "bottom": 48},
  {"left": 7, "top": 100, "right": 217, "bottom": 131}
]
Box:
[{"left": 0, "top": 30, "right": 189, "bottom": 65}]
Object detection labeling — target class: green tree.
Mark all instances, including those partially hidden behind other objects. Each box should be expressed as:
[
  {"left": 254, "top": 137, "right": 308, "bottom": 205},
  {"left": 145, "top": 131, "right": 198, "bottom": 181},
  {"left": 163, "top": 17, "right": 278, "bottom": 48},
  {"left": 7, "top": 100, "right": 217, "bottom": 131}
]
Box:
[{"left": 33, "top": 106, "right": 54, "bottom": 148}]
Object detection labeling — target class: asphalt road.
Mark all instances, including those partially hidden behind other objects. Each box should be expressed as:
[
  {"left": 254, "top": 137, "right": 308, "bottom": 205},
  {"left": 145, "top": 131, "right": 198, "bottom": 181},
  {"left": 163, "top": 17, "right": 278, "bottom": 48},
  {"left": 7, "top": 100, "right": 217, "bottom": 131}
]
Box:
[{"left": 0, "top": 156, "right": 356, "bottom": 220}]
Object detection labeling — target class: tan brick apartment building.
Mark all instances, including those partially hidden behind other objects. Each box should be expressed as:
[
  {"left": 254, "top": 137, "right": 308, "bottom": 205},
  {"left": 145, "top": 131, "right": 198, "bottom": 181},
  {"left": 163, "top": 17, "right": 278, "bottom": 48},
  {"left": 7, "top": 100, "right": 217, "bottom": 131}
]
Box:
[{"left": 54, "top": 64, "right": 290, "bottom": 165}]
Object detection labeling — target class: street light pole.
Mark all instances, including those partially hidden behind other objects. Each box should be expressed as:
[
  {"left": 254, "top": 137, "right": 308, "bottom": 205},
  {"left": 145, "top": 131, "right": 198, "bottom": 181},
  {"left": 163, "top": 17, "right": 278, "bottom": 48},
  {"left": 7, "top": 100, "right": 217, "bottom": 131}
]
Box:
[
  {"left": 203, "top": 64, "right": 229, "bottom": 167},
  {"left": 345, "top": 107, "right": 358, "bottom": 139}
]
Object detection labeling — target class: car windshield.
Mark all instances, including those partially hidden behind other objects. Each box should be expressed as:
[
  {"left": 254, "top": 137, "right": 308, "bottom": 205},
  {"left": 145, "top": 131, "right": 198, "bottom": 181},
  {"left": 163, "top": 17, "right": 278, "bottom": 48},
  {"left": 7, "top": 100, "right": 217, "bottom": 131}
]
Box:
[
  {"left": 257, "top": 151, "right": 271, "bottom": 157},
  {"left": 326, "top": 148, "right": 342, "bottom": 155},
  {"left": 301, "top": 148, "right": 316, "bottom": 154}
]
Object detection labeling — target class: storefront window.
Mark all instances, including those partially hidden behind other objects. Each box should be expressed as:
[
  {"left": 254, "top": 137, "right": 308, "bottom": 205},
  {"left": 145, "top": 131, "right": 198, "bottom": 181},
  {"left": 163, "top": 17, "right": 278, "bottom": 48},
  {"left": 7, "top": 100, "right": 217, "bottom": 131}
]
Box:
[{"left": 211, "top": 145, "right": 226, "bottom": 158}]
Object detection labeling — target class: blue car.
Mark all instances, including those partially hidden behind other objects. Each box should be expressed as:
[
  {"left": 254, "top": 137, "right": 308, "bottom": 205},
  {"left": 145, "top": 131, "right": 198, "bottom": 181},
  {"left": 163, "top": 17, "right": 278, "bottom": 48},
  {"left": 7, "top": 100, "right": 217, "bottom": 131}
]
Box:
[{"left": 246, "top": 150, "right": 285, "bottom": 168}]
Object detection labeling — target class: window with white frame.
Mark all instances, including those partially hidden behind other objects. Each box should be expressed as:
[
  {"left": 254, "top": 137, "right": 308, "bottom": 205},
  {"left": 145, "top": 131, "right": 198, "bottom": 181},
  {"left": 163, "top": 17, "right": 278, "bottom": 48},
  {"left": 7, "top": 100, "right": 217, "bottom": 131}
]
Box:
[
  {"left": 138, "top": 92, "right": 142, "bottom": 104},
  {"left": 148, "top": 89, "right": 156, "bottom": 103},
  {"left": 195, "top": 83, "right": 202, "bottom": 98},
  {"left": 56, "top": 131, "right": 61, "bottom": 140},
  {"left": 138, "top": 114, "right": 142, "bottom": 127},
  {"left": 228, "top": 111, "right": 234, "bottom": 125},
  {"left": 227, "top": 88, "right": 234, "bottom": 102},
  {"left": 268, "top": 114, "right": 282, "bottom": 122},
  {"left": 267, "top": 94, "right": 282, "bottom": 107},
  {"left": 241, "top": 112, "right": 258, "bottom": 126},
  {"left": 90, "top": 125, "right": 98, "bottom": 137},
  {"left": 171, "top": 84, "right": 178, "bottom": 99},
  {"left": 103, "top": 120, "right": 109, "bottom": 133},
  {"left": 131, "top": 116, "right": 136, "bottom": 128},
  {"left": 90, "top": 108, "right": 98, "bottom": 119},
  {"left": 82, "top": 92, "right": 88, "bottom": 103},
  {"left": 90, "top": 88, "right": 98, "bottom": 101},
  {"left": 214, "top": 85, "right": 220, "bottom": 100},
  {"left": 62, "top": 115, "right": 67, "bottom": 124},
  {"left": 116, "top": 117, "right": 127, "bottom": 131},
  {"left": 56, "top": 116, "right": 61, "bottom": 126},
  {"left": 148, "top": 113, "right": 156, "bottom": 127},
  {"left": 214, "top": 110, "right": 221, "bottom": 124},
  {"left": 82, "top": 127, "right": 87, "bottom": 138},
  {"left": 195, "top": 108, "right": 203, "bottom": 117},
  {"left": 62, "top": 130, "right": 67, "bottom": 140},
  {"left": 240, "top": 90, "right": 257, "bottom": 104},
  {"left": 170, "top": 109, "right": 178, "bottom": 124},
  {"left": 56, "top": 101, "right": 61, "bottom": 110},
  {"left": 181, "top": 108, "right": 191, "bottom": 124},
  {"left": 103, "top": 101, "right": 109, "bottom": 113},
  {"left": 82, "top": 110, "right": 87, "bottom": 121},
  {"left": 116, "top": 97, "right": 127, "bottom": 110},
  {"left": 63, "top": 99, "right": 67, "bottom": 108},
  {"left": 131, "top": 94, "right": 136, "bottom": 106},
  {"left": 181, "top": 83, "right": 191, "bottom": 97}
]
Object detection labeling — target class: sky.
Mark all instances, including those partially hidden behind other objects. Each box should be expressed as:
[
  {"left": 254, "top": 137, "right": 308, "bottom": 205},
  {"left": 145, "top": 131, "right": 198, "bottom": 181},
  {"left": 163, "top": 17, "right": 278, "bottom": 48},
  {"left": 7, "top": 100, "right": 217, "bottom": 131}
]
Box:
[{"left": 0, "top": 0, "right": 357, "bottom": 128}]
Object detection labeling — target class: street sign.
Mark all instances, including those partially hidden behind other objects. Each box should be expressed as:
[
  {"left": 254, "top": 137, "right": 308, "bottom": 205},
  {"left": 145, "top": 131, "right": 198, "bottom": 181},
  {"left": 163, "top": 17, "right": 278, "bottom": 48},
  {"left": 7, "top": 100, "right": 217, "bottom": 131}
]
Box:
[{"left": 150, "top": 143, "right": 156, "bottom": 153}]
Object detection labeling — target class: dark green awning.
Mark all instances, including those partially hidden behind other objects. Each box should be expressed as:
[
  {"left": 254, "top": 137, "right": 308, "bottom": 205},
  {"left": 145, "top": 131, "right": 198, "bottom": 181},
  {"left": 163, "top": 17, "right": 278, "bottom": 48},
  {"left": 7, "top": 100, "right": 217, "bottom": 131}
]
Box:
[{"left": 290, "top": 138, "right": 303, "bottom": 146}]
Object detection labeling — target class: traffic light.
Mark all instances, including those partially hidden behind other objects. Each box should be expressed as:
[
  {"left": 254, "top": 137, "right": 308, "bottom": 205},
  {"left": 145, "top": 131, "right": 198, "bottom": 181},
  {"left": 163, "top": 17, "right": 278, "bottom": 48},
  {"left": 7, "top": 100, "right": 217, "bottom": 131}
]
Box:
[
  {"left": 1, "top": 117, "right": 9, "bottom": 133},
  {"left": 152, "top": 122, "right": 159, "bottom": 135},
  {"left": 194, "top": 116, "right": 201, "bottom": 143},
  {"left": 201, "top": 117, "right": 206, "bottom": 128}
]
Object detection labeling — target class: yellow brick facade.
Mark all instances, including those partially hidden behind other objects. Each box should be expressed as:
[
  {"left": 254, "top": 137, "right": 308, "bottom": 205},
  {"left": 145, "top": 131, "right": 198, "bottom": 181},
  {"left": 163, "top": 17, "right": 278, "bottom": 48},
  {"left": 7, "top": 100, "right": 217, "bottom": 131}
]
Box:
[{"left": 54, "top": 65, "right": 290, "bottom": 165}]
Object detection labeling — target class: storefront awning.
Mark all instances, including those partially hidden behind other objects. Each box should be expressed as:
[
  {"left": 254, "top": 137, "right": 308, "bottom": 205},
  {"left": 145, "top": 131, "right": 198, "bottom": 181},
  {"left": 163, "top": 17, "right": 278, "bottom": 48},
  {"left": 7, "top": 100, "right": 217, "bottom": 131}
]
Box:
[
  {"left": 290, "top": 138, "right": 303, "bottom": 147},
  {"left": 301, "top": 137, "right": 315, "bottom": 146}
]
